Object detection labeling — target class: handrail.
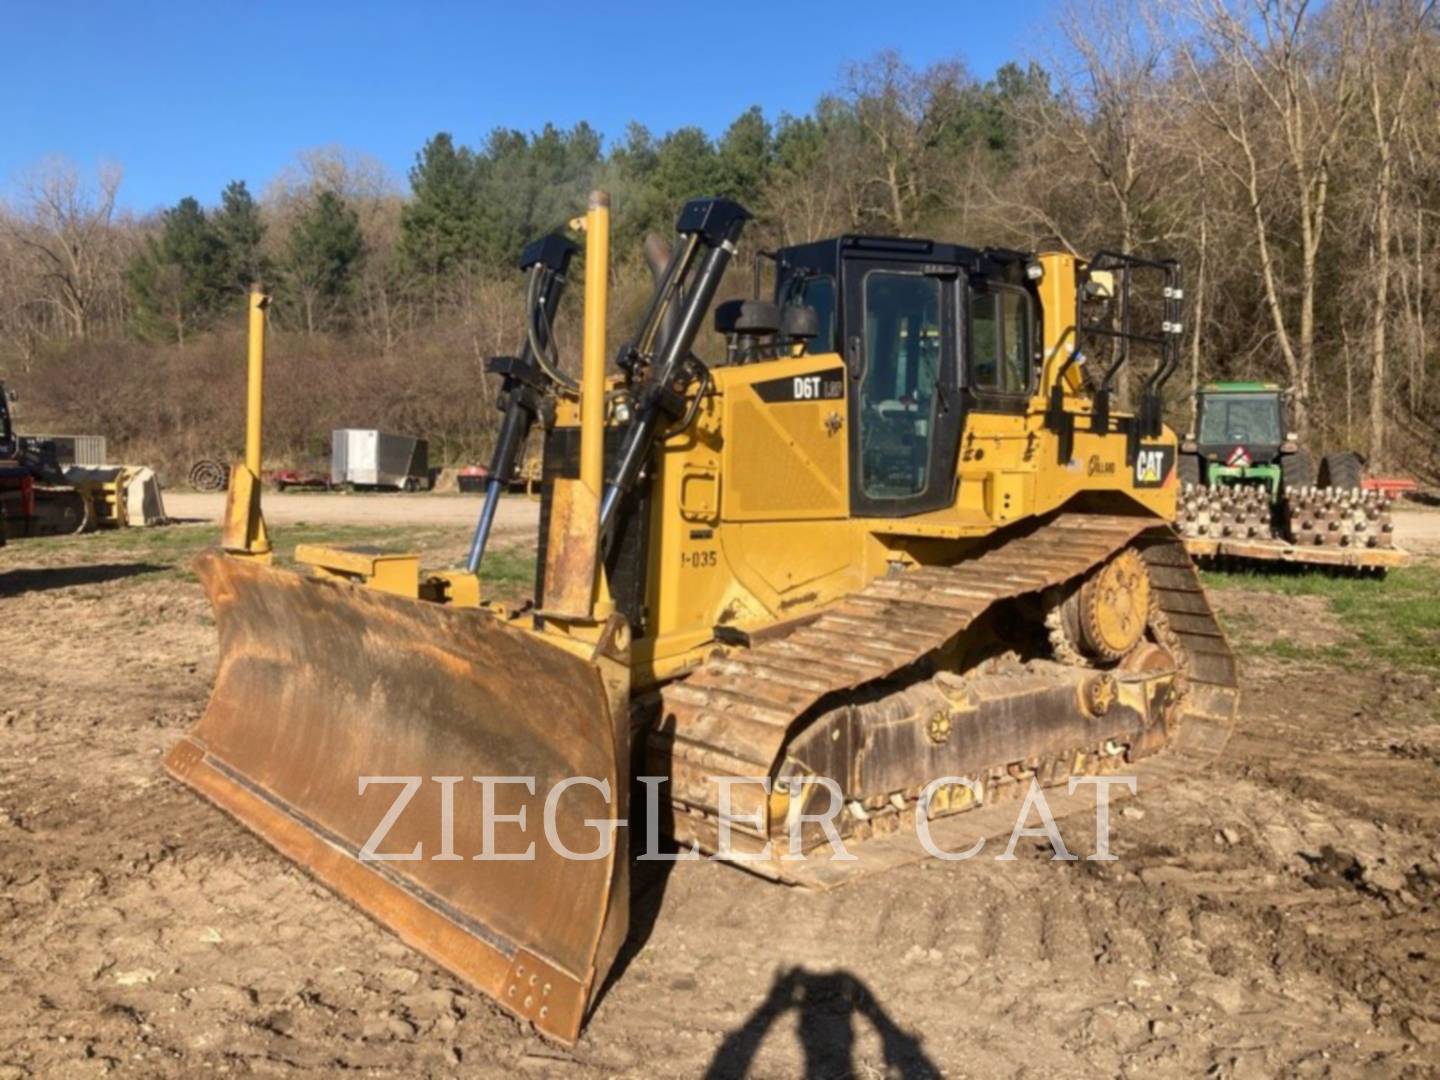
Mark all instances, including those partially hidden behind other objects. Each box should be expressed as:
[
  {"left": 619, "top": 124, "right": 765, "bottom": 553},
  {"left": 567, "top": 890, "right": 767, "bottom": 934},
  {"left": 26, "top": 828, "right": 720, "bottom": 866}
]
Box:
[{"left": 1060, "top": 251, "right": 1183, "bottom": 444}]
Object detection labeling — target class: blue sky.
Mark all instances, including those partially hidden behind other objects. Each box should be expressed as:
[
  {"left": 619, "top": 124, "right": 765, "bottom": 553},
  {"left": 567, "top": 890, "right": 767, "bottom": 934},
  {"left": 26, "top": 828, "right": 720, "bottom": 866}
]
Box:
[{"left": 2, "top": 1, "right": 1057, "bottom": 213}]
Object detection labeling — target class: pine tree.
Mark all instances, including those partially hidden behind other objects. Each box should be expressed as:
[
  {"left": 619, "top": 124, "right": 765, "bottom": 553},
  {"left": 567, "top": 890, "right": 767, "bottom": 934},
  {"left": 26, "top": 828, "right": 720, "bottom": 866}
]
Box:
[
  {"left": 472, "top": 123, "right": 603, "bottom": 267},
  {"left": 399, "top": 133, "right": 482, "bottom": 303},
  {"left": 284, "top": 190, "right": 365, "bottom": 334},
  {"left": 611, "top": 126, "right": 722, "bottom": 245},
  {"left": 717, "top": 106, "right": 772, "bottom": 208},
  {"left": 125, "top": 196, "right": 226, "bottom": 343},
  {"left": 212, "top": 180, "right": 267, "bottom": 296}
]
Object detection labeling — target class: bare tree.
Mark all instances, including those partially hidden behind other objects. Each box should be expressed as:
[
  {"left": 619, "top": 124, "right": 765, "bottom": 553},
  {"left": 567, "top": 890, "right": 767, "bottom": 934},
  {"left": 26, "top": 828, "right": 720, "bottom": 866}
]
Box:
[
  {"left": 264, "top": 145, "right": 400, "bottom": 206},
  {"left": 1057, "top": 0, "right": 1173, "bottom": 256},
  {"left": 1180, "top": 0, "right": 1359, "bottom": 436},
  {"left": 760, "top": 108, "right": 853, "bottom": 244},
  {"left": 842, "top": 52, "right": 969, "bottom": 232},
  {"left": 3, "top": 158, "right": 124, "bottom": 341},
  {"left": 1360, "top": 0, "right": 1434, "bottom": 468},
  {"left": 0, "top": 223, "right": 54, "bottom": 370}
]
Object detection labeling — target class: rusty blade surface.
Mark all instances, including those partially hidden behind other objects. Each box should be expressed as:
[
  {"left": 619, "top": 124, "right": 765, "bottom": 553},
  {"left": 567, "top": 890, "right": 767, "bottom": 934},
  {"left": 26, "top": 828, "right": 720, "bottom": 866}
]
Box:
[{"left": 165, "top": 552, "right": 627, "bottom": 1044}]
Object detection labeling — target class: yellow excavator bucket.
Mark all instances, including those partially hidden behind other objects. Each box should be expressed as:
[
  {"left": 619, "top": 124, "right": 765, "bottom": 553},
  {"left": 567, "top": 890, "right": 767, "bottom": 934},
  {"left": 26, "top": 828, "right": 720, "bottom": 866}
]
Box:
[{"left": 165, "top": 553, "right": 629, "bottom": 1044}]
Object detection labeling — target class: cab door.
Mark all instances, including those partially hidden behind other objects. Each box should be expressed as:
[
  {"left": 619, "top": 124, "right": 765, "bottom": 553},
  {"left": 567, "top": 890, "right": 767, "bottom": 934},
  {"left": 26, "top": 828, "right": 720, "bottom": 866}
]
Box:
[{"left": 842, "top": 258, "right": 962, "bottom": 517}]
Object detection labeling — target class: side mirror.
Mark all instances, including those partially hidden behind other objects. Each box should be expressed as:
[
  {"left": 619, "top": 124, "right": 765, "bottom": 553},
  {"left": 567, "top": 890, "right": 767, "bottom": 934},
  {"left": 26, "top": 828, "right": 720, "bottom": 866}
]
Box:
[{"left": 779, "top": 304, "right": 818, "bottom": 341}]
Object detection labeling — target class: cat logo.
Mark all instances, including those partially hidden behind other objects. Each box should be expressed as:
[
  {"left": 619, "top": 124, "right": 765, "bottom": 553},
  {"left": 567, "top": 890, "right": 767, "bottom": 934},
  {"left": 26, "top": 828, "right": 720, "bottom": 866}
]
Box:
[{"left": 1133, "top": 444, "right": 1175, "bottom": 488}]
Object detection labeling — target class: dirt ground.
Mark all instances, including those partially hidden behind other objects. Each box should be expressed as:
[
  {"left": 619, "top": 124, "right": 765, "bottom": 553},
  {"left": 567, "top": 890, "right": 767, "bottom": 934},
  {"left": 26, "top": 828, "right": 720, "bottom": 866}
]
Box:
[
  {"left": 1392, "top": 503, "right": 1440, "bottom": 556},
  {"left": 162, "top": 490, "right": 542, "bottom": 533},
  {"left": 1, "top": 501, "right": 1438, "bottom": 1078}
]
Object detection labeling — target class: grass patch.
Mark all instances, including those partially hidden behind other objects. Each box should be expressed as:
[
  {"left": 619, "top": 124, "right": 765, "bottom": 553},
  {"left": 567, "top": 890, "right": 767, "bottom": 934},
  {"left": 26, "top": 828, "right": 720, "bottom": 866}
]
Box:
[
  {"left": 39, "top": 522, "right": 473, "bottom": 584},
  {"left": 1251, "top": 637, "right": 1353, "bottom": 667},
  {"left": 1200, "top": 561, "right": 1440, "bottom": 674},
  {"left": 478, "top": 546, "right": 536, "bottom": 588},
  {"left": 475, "top": 546, "right": 537, "bottom": 607},
  {"left": 107, "top": 521, "right": 438, "bottom": 560},
  {"left": 55, "top": 520, "right": 538, "bottom": 601},
  {"left": 81, "top": 521, "right": 215, "bottom": 560}
]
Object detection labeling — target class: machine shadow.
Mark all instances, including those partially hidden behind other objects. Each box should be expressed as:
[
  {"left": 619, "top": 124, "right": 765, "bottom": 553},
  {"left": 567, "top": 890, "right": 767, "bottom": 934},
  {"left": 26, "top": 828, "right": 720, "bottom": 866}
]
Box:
[
  {"left": 0, "top": 562, "right": 166, "bottom": 597},
  {"left": 704, "top": 966, "right": 940, "bottom": 1080},
  {"left": 589, "top": 776, "right": 684, "bottom": 1013}
]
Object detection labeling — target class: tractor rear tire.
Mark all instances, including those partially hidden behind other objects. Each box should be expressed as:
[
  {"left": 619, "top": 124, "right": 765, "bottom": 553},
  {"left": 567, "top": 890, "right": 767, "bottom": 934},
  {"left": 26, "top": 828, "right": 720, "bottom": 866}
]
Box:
[
  {"left": 1320, "top": 451, "right": 1364, "bottom": 491},
  {"left": 1178, "top": 452, "right": 1201, "bottom": 487},
  {"left": 1281, "top": 448, "right": 1316, "bottom": 491}
]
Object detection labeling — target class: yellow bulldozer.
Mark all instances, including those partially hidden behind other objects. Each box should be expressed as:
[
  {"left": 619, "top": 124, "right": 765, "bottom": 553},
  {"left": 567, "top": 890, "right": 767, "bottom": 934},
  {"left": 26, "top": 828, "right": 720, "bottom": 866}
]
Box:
[{"left": 166, "top": 193, "right": 1237, "bottom": 1043}]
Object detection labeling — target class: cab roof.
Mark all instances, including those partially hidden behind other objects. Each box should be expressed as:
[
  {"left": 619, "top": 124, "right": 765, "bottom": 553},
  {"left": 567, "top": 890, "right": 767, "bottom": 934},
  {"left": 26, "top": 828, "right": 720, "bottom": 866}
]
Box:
[{"left": 776, "top": 235, "right": 1029, "bottom": 283}]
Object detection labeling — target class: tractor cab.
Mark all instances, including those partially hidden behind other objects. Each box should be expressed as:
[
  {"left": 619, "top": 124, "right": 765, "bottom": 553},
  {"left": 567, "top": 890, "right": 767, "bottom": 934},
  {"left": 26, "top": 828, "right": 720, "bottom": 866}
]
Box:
[
  {"left": 1193, "top": 382, "right": 1288, "bottom": 461},
  {"left": 1183, "top": 381, "right": 1307, "bottom": 494}
]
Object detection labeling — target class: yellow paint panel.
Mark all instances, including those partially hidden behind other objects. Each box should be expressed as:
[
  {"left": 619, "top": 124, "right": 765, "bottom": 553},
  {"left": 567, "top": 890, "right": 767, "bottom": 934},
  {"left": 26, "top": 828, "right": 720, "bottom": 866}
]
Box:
[{"left": 723, "top": 396, "right": 845, "bottom": 519}]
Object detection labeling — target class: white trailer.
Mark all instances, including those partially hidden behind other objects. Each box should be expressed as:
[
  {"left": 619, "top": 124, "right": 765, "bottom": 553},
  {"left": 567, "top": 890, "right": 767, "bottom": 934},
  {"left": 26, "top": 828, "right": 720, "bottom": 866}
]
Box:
[{"left": 330, "top": 429, "right": 429, "bottom": 491}]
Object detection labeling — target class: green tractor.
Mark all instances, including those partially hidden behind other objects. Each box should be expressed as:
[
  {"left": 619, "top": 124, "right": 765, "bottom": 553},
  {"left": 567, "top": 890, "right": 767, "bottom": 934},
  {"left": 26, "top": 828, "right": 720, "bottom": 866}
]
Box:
[{"left": 1175, "top": 381, "right": 1400, "bottom": 566}]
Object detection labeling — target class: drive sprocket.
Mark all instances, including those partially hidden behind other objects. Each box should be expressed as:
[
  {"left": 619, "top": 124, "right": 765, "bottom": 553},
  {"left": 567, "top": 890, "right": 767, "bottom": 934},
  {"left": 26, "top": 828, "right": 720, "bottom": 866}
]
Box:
[{"left": 1053, "top": 547, "right": 1151, "bottom": 663}]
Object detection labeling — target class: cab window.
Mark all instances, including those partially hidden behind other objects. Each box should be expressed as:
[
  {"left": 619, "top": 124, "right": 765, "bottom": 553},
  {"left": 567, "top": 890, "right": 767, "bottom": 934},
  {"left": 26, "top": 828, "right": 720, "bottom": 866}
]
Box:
[
  {"left": 1198, "top": 394, "right": 1282, "bottom": 445},
  {"left": 859, "top": 271, "right": 942, "bottom": 499},
  {"left": 783, "top": 273, "right": 836, "bottom": 353},
  {"left": 968, "top": 286, "right": 1033, "bottom": 395}
]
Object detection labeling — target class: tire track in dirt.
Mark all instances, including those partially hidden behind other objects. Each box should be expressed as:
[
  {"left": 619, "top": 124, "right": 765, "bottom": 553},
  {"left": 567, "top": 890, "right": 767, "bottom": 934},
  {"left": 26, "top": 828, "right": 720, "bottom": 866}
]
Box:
[{"left": 2, "top": 534, "right": 1438, "bottom": 1076}]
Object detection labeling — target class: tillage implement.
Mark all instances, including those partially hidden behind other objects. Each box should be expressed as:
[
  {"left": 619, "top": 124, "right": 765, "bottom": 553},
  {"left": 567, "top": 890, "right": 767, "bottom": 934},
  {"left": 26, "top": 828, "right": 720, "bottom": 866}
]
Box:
[{"left": 1174, "top": 381, "right": 1404, "bottom": 570}]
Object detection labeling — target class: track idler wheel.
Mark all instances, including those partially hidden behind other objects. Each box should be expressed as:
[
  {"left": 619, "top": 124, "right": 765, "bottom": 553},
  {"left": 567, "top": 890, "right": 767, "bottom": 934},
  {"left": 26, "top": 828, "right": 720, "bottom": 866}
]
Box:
[{"left": 1060, "top": 548, "right": 1152, "bottom": 662}]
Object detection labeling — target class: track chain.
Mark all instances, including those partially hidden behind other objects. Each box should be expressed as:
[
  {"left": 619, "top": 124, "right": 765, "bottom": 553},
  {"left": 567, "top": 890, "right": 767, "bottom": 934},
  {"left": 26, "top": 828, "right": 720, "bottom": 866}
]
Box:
[{"left": 652, "top": 512, "right": 1238, "bottom": 818}]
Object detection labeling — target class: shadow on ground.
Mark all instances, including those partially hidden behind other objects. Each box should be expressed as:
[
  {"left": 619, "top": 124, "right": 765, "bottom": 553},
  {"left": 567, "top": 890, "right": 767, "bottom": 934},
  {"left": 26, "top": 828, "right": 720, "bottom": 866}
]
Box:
[
  {"left": 0, "top": 562, "right": 167, "bottom": 597},
  {"left": 589, "top": 788, "right": 684, "bottom": 1014},
  {"left": 590, "top": 776, "right": 938, "bottom": 1079},
  {"left": 704, "top": 967, "right": 940, "bottom": 1079}
]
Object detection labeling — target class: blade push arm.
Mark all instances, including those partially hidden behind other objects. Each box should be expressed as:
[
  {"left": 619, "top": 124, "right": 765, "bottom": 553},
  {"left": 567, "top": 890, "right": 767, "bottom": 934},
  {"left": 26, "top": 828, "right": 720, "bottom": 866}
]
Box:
[{"left": 599, "top": 197, "right": 750, "bottom": 533}]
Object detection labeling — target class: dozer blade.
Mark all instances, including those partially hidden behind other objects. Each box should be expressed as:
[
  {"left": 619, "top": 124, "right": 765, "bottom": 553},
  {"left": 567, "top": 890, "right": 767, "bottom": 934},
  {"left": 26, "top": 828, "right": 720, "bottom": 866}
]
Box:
[{"left": 166, "top": 552, "right": 628, "bottom": 1044}]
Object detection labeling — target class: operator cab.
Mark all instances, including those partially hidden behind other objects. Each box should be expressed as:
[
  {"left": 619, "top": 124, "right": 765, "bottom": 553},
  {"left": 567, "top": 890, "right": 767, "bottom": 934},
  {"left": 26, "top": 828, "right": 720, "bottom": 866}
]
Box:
[
  {"left": 748, "top": 236, "right": 1042, "bottom": 516},
  {"left": 1193, "top": 384, "right": 1287, "bottom": 462}
]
